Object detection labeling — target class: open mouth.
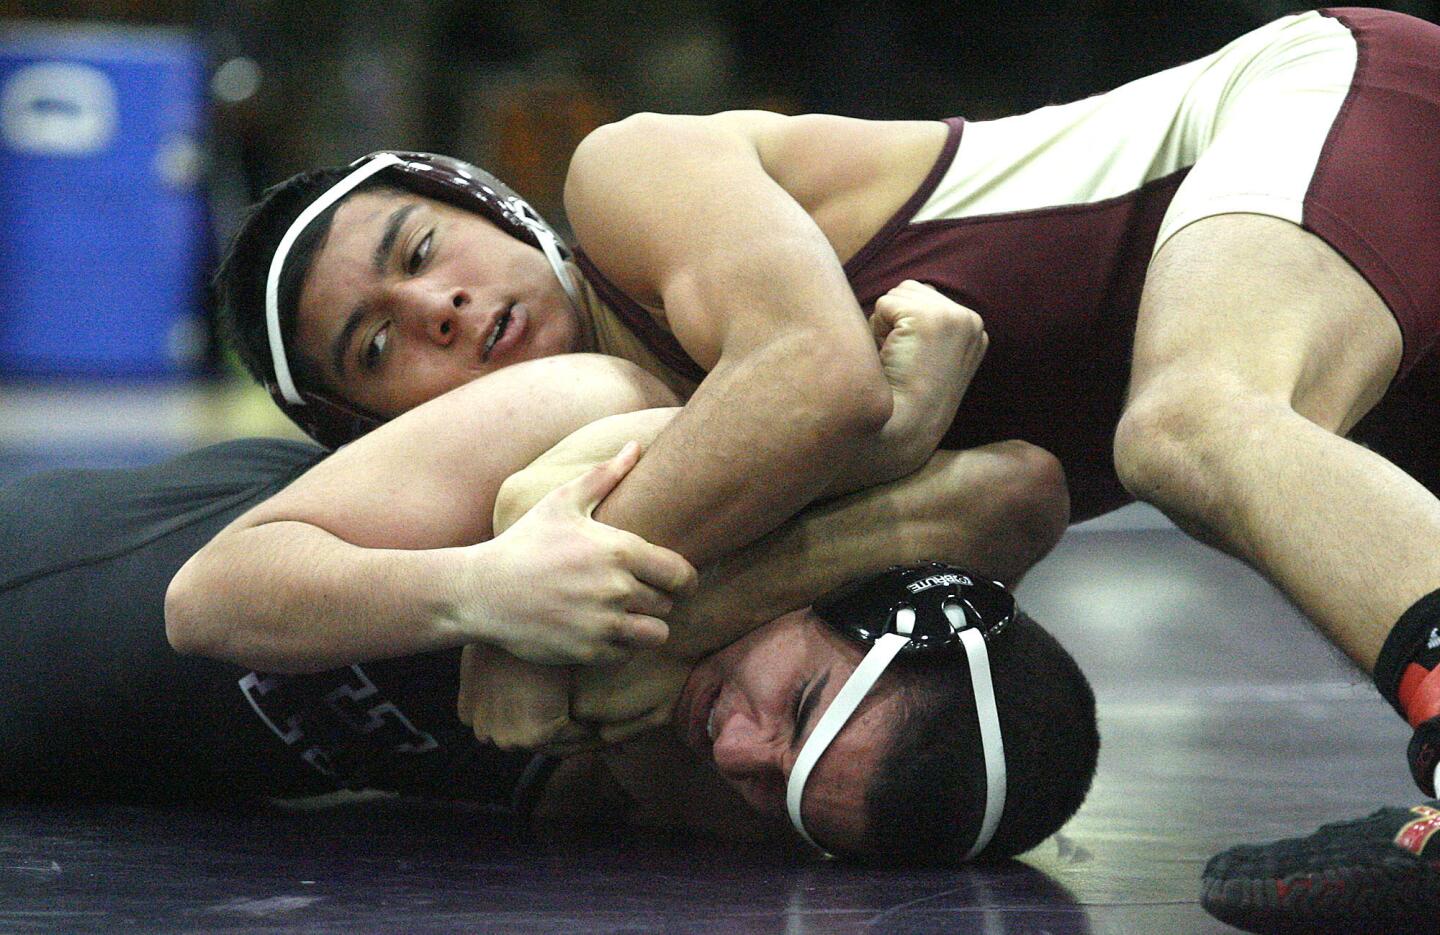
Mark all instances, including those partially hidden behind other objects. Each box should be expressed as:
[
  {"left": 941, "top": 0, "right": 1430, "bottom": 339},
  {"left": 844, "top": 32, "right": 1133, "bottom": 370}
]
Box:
[
  {"left": 677, "top": 669, "right": 722, "bottom": 755},
  {"left": 694, "top": 682, "right": 722, "bottom": 754},
  {"left": 481, "top": 306, "right": 512, "bottom": 360}
]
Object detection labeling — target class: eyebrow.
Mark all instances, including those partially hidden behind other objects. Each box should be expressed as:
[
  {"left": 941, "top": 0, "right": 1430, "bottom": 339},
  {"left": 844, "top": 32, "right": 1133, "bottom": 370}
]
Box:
[
  {"left": 330, "top": 203, "right": 418, "bottom": 378},
  {"left": 793, "top": 670, "right": 832, "bottom": 751},
  {"left": 373, "top": 203, "right": 417, "bottom": 275},
  {"left": 330, "top": 305, "right": 367, "bottom": 380}
]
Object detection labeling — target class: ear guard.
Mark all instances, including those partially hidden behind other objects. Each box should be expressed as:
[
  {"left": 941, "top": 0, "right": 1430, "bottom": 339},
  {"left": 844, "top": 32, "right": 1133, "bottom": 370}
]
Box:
[
  {"left": 788, "top": 563, "right": 1014, "bottom": 860},
  {"left": 261, "top": 150, "right": 581, "bottom": 449},
  {"left": 814, "top": 563, "right": 1015, "bottom": 652},
  {"left": 262, "top": 381, "right": 385, "bottom": 451}
]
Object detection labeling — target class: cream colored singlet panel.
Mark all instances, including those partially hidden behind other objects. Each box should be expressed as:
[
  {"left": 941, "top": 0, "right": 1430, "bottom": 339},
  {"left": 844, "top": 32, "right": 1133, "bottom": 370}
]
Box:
[{"left": 913, "top": 11, "right": 1357, "bottom": 255}]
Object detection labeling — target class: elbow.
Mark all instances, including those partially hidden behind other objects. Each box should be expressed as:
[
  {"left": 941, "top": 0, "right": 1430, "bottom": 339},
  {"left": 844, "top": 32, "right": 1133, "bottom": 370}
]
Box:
[
  {"left": 165, "top": 547, "right": 249, "bottom": 664},
  {"left": 989, "top": 441, "right": 1070, "bottom": 579},
  {"left": 164, "top": 559, "right": 211, "bottom": 657},
  {"left": 164, "top": 535, "right": 317, "bottom": 674},
  {"left": 940, "top": 441, "right": 1069, "bottom": 585},
  {"left": 811, "top": 358, "right": 893, "bottom": 442},
  {"left": 851, "top": 378, "right": 896, "bottom": 436},
  {"left": 999, "top": 441, "right": 1071, "bottom": 556}
]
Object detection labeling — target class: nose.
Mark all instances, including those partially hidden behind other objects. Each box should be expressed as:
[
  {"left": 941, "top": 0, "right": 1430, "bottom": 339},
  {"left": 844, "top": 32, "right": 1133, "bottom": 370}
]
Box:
[
  {"left": 395, "top": 286, "right": 469, "bottom": 347},
  {"left": 710, "top": 713, "right": 785, "bottom": 815}
]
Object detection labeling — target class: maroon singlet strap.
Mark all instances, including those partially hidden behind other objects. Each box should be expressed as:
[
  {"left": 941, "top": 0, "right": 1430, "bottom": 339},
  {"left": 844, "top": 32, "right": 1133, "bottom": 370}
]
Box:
[
  {"left": 572, "top": 248, "right": 708, "bottom": 383},
  {"left": 843, "top": 117, "right": 965, "bottom": 279}
]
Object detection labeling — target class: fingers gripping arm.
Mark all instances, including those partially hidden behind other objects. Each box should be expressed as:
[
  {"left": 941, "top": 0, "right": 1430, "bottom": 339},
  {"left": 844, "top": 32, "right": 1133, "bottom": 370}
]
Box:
[
  {"left": 570, "top": 441, "right": 1069, "bottom": 745},
  {"left": 164, "top": 354, "right": 686, "bottom": 673},
  {"left": 477, "top": 410, "right": 1067, "bottom": 749},
  {"left": 462, "top": 409, "right": 692, "bottom": 752},
  {"left": 500, "top": 410, "right": 1067, "bottom": 658}
]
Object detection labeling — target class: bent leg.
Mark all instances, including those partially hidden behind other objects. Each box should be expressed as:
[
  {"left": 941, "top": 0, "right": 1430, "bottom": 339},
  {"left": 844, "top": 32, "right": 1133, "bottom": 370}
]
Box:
[{"left": 1114, "top": 213, "right": 1438, "bottom": 671}]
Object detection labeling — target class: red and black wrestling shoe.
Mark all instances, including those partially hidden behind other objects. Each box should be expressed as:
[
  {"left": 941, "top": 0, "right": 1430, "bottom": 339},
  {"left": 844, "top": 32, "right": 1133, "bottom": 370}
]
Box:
[{"left": 1201, "top": 801, "right": 1440, "bottom": 933}]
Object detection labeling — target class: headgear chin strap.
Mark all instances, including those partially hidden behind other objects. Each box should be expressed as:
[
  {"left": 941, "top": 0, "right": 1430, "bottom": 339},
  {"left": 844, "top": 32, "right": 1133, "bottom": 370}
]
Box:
[
  {"left": 785, "top": 563, "right": 1013, "bottom": 861},
  {"left": 261, "top": 150, "right": 584, "bottom": 445}
]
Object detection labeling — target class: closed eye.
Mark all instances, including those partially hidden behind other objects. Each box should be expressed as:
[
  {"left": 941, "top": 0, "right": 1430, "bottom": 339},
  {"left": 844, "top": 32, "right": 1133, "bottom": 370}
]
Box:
[{"left": 792, "top": 671, "right": 830, "bottom": 750}]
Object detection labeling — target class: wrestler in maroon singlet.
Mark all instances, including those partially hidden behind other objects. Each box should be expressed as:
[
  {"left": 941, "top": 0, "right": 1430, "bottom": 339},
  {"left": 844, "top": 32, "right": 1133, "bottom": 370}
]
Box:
[{"left": 579, "top": 7, "right": 1440, "bottom": 522}]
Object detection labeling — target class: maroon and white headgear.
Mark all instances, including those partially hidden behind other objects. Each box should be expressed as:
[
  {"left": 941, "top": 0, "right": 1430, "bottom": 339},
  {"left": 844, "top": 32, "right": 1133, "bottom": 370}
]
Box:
[{"left": 262, "top": 151, "right": 583, "bottom": 448}]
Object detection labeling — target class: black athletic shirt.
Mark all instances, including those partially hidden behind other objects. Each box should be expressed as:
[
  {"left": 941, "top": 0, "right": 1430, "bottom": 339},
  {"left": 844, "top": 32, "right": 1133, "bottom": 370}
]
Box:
[{"left": 0, "top": 438, "right": 550, "bottom": 814}]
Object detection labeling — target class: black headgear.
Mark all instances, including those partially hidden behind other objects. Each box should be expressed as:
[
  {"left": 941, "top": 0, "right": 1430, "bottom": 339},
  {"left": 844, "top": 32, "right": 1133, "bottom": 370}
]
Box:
[
  {"left": 814, "top": 563, "right": 1016, "bottom": 652},
  {"left": 789, "top": 563, "right": 1014, "bottom": 859}
]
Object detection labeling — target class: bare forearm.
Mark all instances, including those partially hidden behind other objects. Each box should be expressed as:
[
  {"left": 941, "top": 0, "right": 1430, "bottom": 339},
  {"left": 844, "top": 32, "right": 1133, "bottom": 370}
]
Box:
[
  {"left": 498, "top": 408, "right": 892, "bottom": 656},
  {"left": 569, "top": 114, "right": 892, "bottom": 568},
  {"left": 166, "top": 522, "right": 487, "bottom": 672},
  {"left": 667, "top": 442, "right": 1069, "bottom": 656},
  {"left": 592, "top": 332, "right": 890, "bottom": 566},
  {"left": 503, "top": 411, "right": 1067, "bottom": 660},
  {"left": 663, "top": 477, "right": 925, "bottom": 657},
  {"left": 166, "top": 355, "right": 683, "bottom": 671},
  {"left": 497, "top": 406, "right": 903, "bottom": 654},
  {"left": 561, "top": 441, "right": 1068, "bottom": 745}
]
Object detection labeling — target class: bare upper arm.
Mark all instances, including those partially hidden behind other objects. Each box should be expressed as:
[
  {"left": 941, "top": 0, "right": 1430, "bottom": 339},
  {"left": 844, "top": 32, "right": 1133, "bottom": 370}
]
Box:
[
  {"left": 555, "top": 112, "right": 911, "bottom": 568},
  {"left": 231, "top": 354, "right": 680, "bottom": 550},
  {"left": 565, "top": 111, "right": 947, "bottom": 297},
  {"left": 566, "top": 112, "right": 814, "bottom": 369}
]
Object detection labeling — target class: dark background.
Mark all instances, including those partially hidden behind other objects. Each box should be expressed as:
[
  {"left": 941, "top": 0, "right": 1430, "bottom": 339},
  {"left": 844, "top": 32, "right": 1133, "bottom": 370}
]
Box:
[{"left": 7, "top": 0, "right": 1437, "bottom": 235}]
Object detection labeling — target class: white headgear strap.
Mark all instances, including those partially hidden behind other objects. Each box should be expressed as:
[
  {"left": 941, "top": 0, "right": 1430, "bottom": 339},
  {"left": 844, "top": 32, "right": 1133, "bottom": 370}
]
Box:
[
  {"left": 262, "top": 154, "right": 582, "bottom": 408},
  {"left": 513, "top": 201, "right": 584, "bottom": 314},
  {"left": 265, "top": 153, "right": 404, "bottom": 406},
  {"left": 785, "top": 606, "right": 1006, "bottom": 861}
]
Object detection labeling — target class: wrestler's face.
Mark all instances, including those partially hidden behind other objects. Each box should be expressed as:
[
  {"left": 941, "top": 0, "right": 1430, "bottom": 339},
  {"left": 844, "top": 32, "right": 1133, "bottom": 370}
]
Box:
[
  {"left": 674, "top": 608, "right": 904, "bottom": 855},
  {"left": 293, "top": 191, "right": 590, "bottom": 418}
]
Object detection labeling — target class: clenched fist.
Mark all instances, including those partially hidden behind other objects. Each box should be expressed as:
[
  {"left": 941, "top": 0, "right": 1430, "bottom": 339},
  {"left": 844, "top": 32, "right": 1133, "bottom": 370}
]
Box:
[{"left": 830, "top": 280, "right": 989, "bottom": 494}]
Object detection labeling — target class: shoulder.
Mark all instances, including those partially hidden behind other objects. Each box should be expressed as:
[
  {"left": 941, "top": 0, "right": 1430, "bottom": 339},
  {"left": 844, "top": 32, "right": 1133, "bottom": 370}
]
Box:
[
  {"left": 567, "top": 111, "right": 949, "bottom": 265},
  {"left": 568, "top": 110, "right": 943, "bottom": 188}
]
